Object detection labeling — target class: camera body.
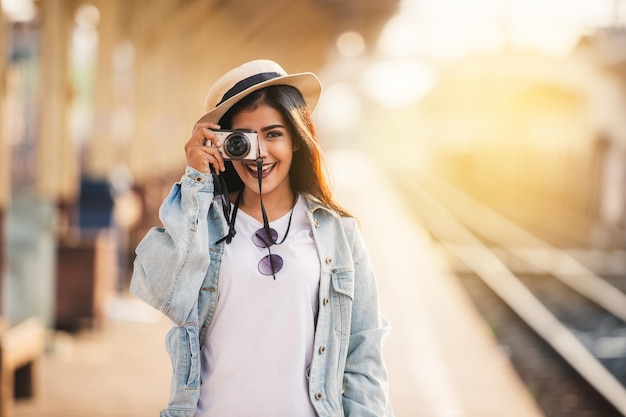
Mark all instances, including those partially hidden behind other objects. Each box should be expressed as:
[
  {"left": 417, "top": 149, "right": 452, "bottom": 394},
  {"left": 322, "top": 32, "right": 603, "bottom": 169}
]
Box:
[{"left": 212, "top": 129, "right": 259, "bottom": 160}]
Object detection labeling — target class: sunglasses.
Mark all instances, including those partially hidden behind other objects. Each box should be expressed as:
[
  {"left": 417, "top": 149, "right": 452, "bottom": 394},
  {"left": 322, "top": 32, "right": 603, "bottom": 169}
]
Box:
[{"left": 252, "top": 227, "right": 284, "bottom": 278}]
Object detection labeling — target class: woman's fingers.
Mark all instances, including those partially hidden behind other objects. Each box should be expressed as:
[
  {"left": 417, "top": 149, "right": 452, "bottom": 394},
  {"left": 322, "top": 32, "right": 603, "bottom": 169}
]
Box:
[{"left": 185, "top": 123, "right": 225, "bottom": 173}]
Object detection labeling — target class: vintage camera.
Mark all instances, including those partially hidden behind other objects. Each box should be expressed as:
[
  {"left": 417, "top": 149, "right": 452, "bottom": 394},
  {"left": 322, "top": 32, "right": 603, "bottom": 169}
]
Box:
[{"left": 212, "top": 129, "right": 259, "bottom": 161}]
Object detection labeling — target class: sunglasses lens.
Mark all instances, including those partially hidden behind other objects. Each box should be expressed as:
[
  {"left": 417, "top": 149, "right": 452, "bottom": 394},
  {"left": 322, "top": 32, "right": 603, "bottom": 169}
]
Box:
[
  {"left": 252, "top": 228, "right": 278, "bottom": 248},
  {"left": 258, "top": 254, "right": 284, "bottom": 276}
]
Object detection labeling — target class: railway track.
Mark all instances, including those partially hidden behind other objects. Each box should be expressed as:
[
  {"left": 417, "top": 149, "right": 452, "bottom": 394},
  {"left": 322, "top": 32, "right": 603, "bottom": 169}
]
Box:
[{"left": 392, "top": 168, "right": 626, "bottom": 417}]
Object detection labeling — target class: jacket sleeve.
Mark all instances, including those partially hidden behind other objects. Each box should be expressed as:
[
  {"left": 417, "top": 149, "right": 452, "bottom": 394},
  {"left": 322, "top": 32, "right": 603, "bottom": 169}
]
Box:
[
  {"left": 341, "top": 218, "right": 395, "bottom": 417},
  {"left": 130, "top": 167, "right": 215, "bottom": 325}
]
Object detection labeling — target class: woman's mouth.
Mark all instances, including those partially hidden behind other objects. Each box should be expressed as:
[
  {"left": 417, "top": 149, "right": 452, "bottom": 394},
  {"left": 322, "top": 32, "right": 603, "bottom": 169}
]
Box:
[{"left": 245, "top": 162, "right": 276, "bottom": 178}]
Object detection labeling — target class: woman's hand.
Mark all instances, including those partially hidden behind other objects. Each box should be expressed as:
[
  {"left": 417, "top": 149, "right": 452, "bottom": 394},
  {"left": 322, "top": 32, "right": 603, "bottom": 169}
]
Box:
[{"left": 185, "top": 122, "right": 226, "bottom": 174}]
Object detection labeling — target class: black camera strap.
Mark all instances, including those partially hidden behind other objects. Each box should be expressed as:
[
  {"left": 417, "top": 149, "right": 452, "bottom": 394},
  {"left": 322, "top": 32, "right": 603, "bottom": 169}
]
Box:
[
  {"left": 213, "top": 169, "right": 242, "bottom": 245},
  {"left": 213, "top": 156, "right": 291, "bottom": 247},
  {"left": 256, "top": 157, "right": 291, "bottom": 246}
]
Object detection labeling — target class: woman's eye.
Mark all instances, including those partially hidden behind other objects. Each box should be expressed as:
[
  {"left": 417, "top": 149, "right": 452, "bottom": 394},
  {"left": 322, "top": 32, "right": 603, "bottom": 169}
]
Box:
[{"left": 266, "top": 130, "right": 282, "bottom": 139}]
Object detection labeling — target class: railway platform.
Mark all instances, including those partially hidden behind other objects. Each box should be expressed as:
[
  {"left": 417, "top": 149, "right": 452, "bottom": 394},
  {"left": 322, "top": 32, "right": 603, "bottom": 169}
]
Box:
[{"left": 13, "top": 149, "right": 545, "bottom": 417}]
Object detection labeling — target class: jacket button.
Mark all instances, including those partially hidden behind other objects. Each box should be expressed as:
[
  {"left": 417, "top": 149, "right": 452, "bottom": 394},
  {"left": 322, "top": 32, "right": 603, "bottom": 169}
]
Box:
[
  {"left": 323, "top": 298, "right": 329, "bottom": 305},
  {"left": 326, "top": 257, "right": 332, "bottom": 264},
  {"left": 195, "top": 176, "right": 203, "bottom": 183},
  {"left": 314, "top": 220, "right": 319, "bottom": 228},
  {"left": 315, "top": 392, "right": 323, "bottom": 400},
  {"left": 319, "top": 346, "right": 326, "bottom": 354}
]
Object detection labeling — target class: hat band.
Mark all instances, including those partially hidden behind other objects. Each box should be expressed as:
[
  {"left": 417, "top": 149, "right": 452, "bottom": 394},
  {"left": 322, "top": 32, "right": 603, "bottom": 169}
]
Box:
[{"left": 217, "top": 71, "right": 283, "bottom": 106}]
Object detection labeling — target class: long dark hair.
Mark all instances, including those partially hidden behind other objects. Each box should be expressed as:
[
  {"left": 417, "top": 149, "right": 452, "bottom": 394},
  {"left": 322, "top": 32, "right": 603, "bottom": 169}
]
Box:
[{"left": 219, "top": 85, "right": 351, "bottom": 217}]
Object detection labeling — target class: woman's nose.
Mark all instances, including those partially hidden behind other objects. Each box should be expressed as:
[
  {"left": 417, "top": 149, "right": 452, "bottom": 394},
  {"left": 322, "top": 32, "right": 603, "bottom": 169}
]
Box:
[{"left": 257, "top": 139, "right": 268, "bottom": 158}]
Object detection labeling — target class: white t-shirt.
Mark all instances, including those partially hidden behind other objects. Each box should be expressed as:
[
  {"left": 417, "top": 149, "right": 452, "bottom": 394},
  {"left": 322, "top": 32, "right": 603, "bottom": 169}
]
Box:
[{"left": 195, "top": 196, "right": 320, "bottom": 417}]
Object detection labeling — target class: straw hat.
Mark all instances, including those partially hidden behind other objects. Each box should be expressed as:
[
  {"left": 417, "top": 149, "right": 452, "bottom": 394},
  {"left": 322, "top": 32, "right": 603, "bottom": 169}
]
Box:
[{"left": 196, "top": 59, "right": 322, "bottom": 125}]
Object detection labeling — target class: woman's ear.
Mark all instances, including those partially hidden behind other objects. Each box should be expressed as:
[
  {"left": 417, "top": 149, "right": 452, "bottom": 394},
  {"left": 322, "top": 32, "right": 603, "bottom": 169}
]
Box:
[{"left": 293, "top": 141, "right": 301, "bottom": 152}]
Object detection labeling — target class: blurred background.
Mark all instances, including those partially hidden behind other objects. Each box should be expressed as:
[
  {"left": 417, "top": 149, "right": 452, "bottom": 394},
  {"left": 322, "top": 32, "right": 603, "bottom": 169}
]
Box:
[{"left": 1, "top": 0, "right": 626, "bottom": 416}]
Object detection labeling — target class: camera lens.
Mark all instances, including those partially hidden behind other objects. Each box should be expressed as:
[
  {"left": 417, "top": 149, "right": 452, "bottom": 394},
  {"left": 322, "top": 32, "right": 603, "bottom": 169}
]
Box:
[{"left": 223, "top": 133, "right": 251, "bottom": 159}]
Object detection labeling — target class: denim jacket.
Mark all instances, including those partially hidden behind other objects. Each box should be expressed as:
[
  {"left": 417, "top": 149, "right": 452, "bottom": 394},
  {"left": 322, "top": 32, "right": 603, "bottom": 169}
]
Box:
[{"left": 130, "top": 167, "right": 394, "bottom": 417}]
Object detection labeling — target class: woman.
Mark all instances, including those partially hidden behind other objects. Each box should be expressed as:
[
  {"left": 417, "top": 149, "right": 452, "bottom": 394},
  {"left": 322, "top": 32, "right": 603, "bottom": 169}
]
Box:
[{"left": 131, "top": 60, "right": 393, "bottom": 417}]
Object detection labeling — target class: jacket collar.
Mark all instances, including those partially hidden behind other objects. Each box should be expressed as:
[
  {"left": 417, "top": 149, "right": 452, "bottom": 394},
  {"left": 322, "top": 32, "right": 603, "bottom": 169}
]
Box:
[{"left": 301, "top": 194, "right": 339, "bottom": 218}]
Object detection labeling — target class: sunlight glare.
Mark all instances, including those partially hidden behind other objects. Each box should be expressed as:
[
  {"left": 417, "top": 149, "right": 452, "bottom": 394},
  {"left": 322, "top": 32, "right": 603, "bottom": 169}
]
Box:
[
  {"left": 361, "top": 60, "right": 436, "bottom": 108},
  {"left": 378, "top": 0, "right": 618, "bottom": 60},
  {"left": 336, "top": 31, "right": 366, "bottom": 58},
  {"left": 315, "top": 83, "right": 362, "bottom": 134},
  {"left": 377, "top": 15, "right": 423, "bottom": 58},
  {"left": 2, "top": 0, "right": 36, "bottom": 22}
]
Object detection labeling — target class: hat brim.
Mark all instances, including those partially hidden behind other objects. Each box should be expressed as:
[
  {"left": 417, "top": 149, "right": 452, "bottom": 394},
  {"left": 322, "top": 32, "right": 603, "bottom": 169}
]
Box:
[{"left": 195, "top": 72, "right": 322, "bottom": 125}]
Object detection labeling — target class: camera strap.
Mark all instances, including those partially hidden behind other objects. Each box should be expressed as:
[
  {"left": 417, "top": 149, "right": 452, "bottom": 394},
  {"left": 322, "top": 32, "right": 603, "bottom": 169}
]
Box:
[
  {"left": 213, "top": 156, "right": 292, "bottom": 246},
  {"left": 256, "top": 157, "right": 291, "bottom": 246},
  {"left": 213, "top": 169, "right": 242, "bottom": 245}
]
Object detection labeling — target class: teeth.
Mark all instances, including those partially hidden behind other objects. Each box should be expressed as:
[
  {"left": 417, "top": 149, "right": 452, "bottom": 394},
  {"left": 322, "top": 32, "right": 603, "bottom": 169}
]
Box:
[{"left": 249, "top": 163, "right": 273, "bottom": 172}]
